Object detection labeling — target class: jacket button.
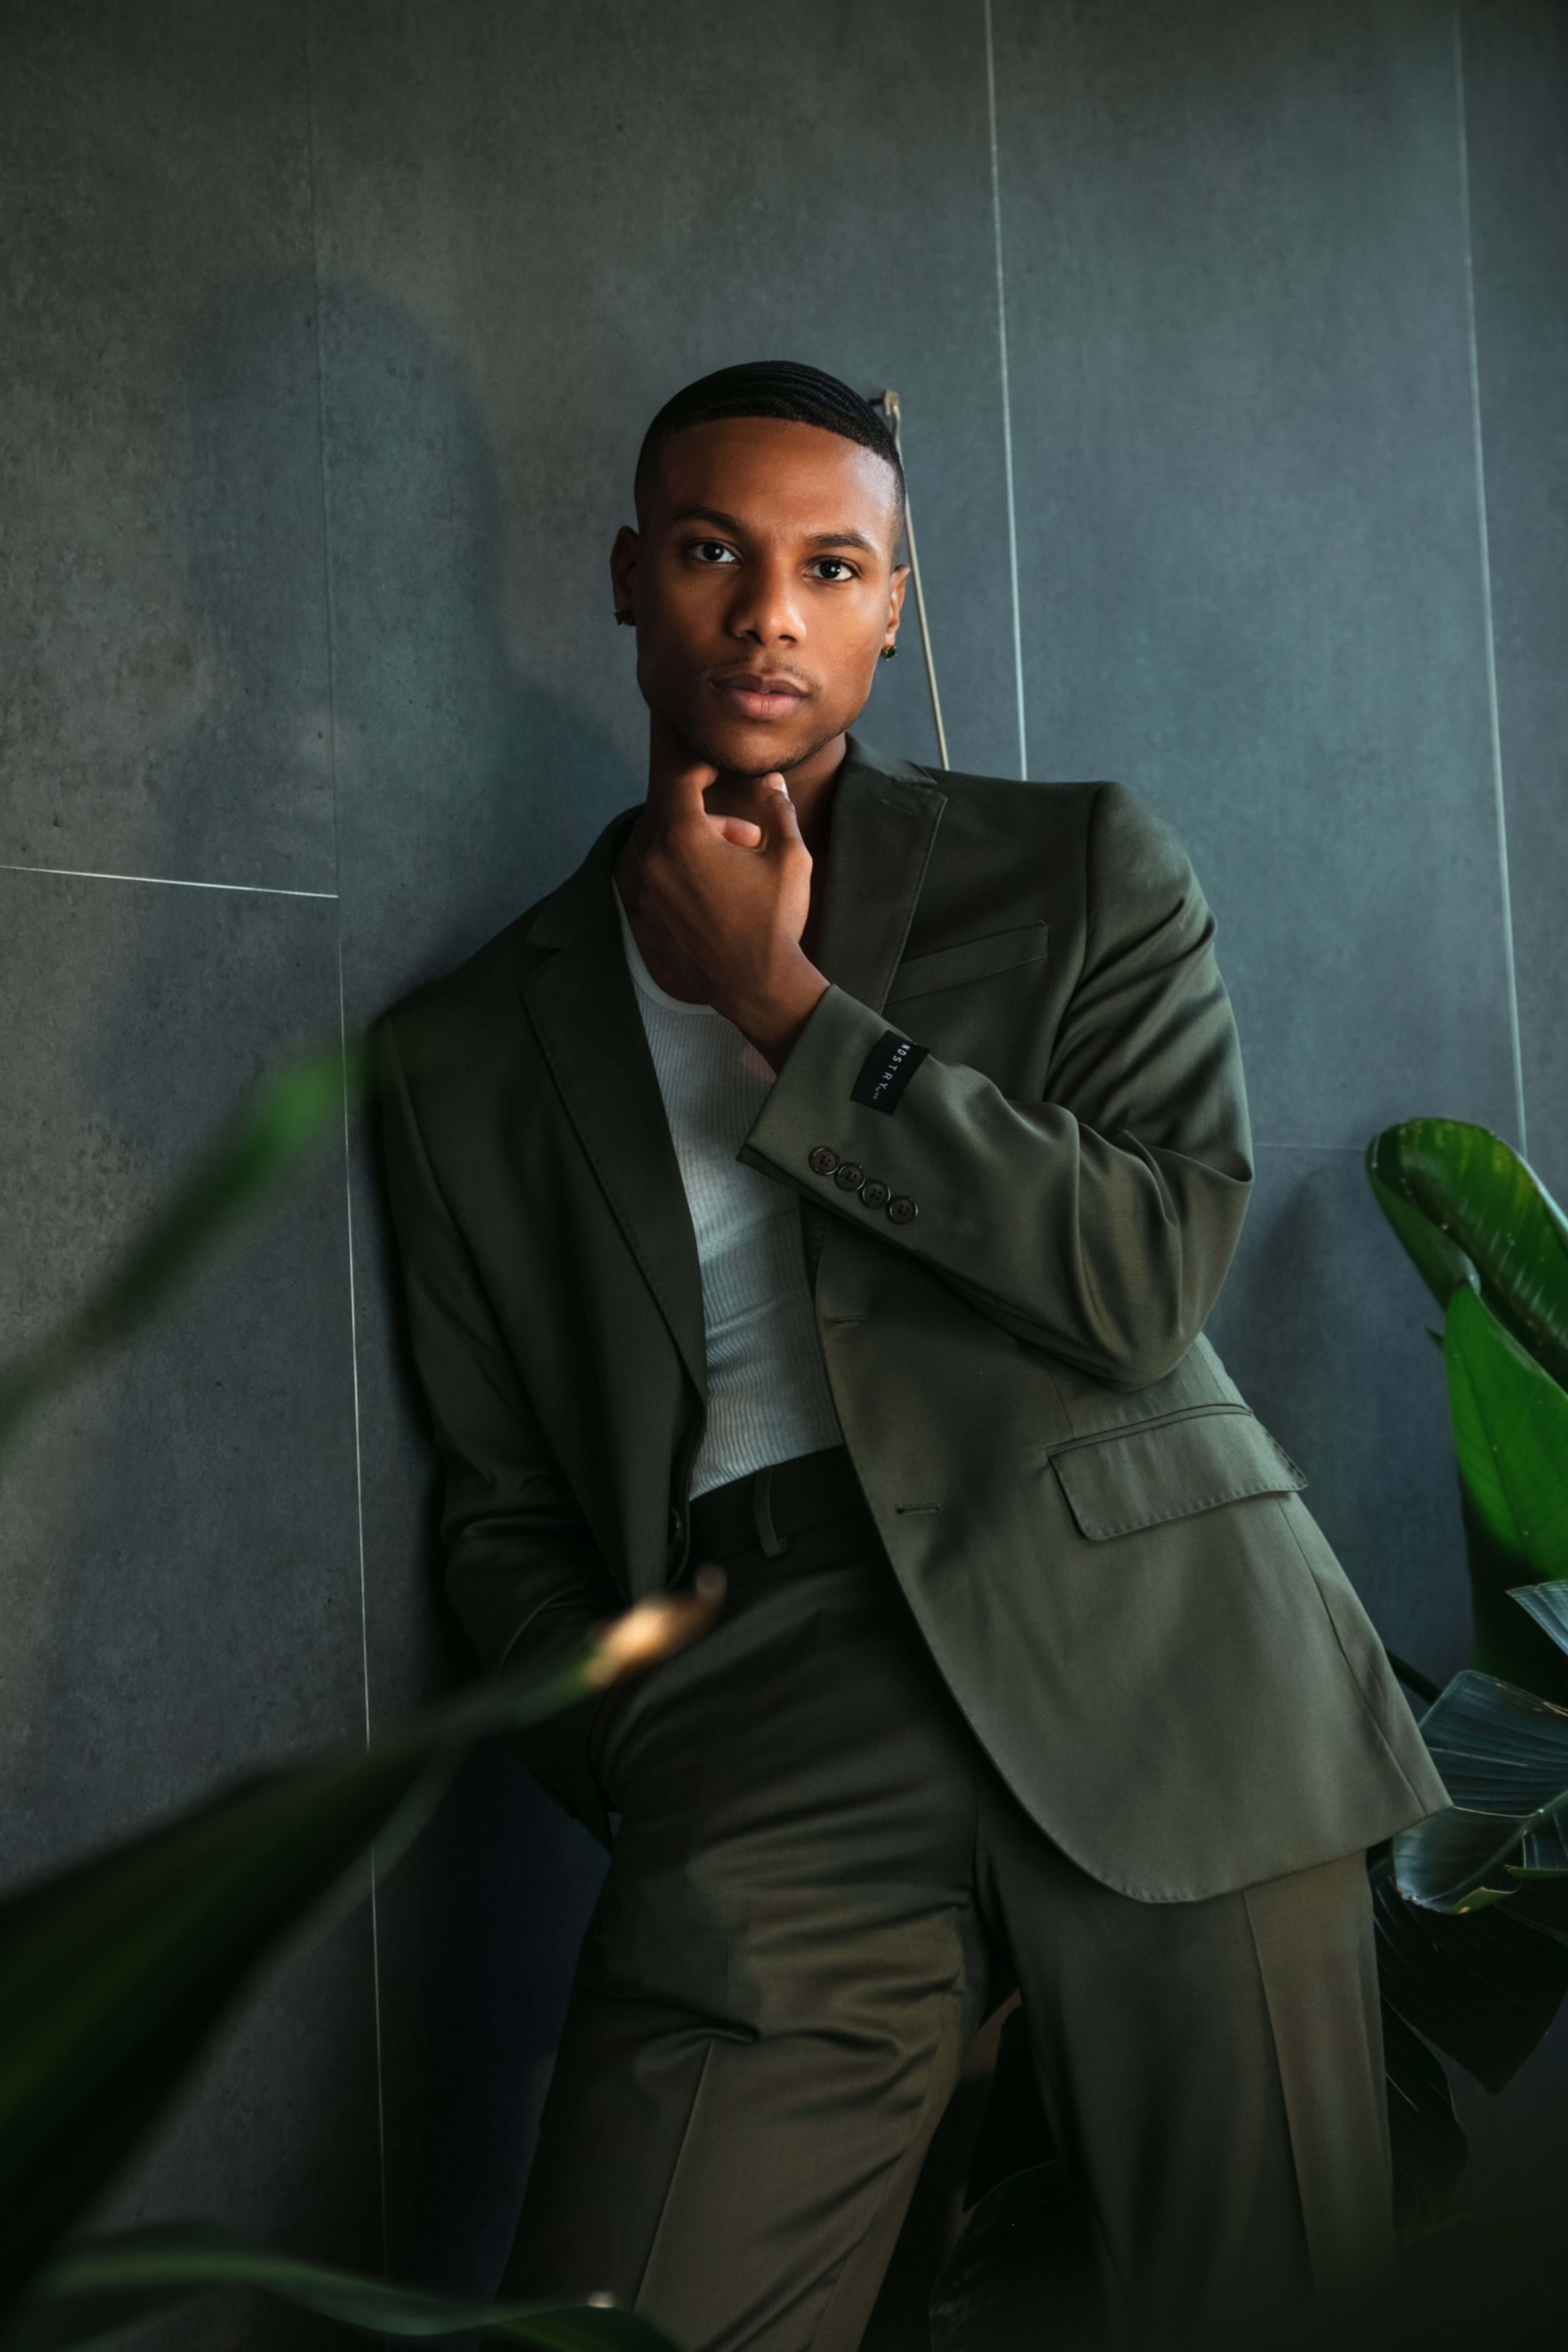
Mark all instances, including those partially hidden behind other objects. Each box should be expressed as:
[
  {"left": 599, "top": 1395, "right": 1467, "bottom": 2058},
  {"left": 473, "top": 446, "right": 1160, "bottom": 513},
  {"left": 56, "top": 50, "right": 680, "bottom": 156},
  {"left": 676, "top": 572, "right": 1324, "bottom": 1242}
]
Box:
[
  {"left": 887, "top": 1194, "right": 918, "bottom": 1225},
  {"left": 835, "top": 1161, "right": 866, "bottom": 1192},
  {"left": 860, "top": 1176, "right": 890, "bottom": 1209},
  {"left": 808, "top": 1145, "right": 840, "bottom": 1176}
]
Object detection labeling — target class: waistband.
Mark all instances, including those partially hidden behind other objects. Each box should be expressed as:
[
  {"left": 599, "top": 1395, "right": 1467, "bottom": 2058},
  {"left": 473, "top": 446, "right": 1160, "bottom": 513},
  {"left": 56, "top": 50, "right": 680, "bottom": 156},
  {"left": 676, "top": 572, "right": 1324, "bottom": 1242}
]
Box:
[{"left": 686, "top": 1444, "right": 872, "bottom": 1566}]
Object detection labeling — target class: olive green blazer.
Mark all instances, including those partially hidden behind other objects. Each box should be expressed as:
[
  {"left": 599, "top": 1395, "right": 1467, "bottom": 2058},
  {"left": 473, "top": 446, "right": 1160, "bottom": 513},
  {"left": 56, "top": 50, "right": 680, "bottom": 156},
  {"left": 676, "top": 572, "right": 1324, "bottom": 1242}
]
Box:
[{"left": 378, "top": 735, "right": 1450, "bottom": 1901}]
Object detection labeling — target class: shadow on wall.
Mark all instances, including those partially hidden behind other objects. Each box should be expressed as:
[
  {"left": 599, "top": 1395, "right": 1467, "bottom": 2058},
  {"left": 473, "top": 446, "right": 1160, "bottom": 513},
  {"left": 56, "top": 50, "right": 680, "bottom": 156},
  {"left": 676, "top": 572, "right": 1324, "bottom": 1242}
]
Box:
[{"left": 42, "top": 275, "right": 628, "bottom": 2304}]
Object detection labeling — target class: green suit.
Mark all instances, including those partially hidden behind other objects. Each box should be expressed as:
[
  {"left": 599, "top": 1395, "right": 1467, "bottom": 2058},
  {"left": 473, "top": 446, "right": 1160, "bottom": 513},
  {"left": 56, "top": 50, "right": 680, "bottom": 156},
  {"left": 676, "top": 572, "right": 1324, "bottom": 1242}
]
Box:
[
  {"left": 379, "top": 735, "right": 1451, "bottom": 2344},
  {"left": 379, "top": 735, "right": 1448, "bottom": 1896}
]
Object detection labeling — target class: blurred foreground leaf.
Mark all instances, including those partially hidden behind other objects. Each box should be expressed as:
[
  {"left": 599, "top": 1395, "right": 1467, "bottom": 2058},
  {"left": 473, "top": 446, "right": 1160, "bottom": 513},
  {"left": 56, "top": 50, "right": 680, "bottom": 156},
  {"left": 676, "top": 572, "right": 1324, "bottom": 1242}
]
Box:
[
  {"left": 0, "top": 1584, "right": 719, "bottom": 2326},
  {"left": 4, "top": 2222, "right": 678, "bottom": 2351},
  {"left": 0, "top": 1041, "right": 368, "bottom": 1461}
]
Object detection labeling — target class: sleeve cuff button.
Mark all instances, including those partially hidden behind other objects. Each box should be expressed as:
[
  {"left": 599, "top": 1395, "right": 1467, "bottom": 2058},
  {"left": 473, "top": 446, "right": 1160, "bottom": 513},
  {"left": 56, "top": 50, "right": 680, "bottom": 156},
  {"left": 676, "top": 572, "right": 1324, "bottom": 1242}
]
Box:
[
  {"left": 860, "top": 1177, "right": 890, "bottom": 1209},
  {"left": 887, "top": 1194, "right": 918, "bottom": 1225},
  {"left": 807, "top": 1146, "right": 840, "bottom": 1176},
  {"left": 834, "top": 1161, "right": 866, "bottom": 1192}
]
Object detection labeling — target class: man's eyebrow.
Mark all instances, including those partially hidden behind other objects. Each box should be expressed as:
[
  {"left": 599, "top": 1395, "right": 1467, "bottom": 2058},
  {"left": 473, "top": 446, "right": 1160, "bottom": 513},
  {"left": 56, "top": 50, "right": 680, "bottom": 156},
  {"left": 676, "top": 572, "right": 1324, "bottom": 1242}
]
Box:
[{"left": 668, "top": 506, "right": 880, "bottom": 557}]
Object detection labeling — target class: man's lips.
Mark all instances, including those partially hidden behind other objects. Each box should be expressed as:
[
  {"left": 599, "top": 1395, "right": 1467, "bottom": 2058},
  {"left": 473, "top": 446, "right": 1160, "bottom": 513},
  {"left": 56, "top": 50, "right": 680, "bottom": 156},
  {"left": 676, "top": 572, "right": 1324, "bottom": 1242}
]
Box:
[{"left": 709, "top": 672, "right": 811, "bottom": 723}]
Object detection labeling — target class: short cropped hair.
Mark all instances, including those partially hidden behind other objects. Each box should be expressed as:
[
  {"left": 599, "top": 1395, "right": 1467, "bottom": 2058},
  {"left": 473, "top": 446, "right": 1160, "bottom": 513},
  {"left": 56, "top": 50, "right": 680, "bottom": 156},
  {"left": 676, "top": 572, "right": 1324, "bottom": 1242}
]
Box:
[{"left": 634, "top": 360, "right": 905, "bottom": 522}]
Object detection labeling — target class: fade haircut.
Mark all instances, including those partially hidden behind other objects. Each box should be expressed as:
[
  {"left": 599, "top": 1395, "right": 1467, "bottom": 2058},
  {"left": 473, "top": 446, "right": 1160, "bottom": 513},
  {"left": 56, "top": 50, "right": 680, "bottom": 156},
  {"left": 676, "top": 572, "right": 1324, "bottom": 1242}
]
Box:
[{"left": 633, "top": 360, "right": 906, "bottom": 526}]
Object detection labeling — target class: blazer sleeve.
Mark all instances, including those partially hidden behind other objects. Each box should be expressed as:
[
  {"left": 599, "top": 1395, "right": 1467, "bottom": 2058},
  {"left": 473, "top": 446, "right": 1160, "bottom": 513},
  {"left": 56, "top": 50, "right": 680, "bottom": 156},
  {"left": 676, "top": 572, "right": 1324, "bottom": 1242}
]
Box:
[
  {"left": 739, "top": 780, "right": 1253, "bottom": 1392},
  {"left": 377, "top": 1011, "right": 619, "bottom": 1844}
]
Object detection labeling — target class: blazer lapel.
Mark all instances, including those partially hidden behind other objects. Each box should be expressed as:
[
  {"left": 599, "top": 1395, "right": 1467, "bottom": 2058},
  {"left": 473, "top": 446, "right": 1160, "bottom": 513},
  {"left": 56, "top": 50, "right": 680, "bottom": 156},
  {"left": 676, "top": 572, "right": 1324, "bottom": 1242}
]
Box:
[
  {"left": 811, "top": 735, "right": 948, "bottom": 1010},
  {"left": 519, "top": 814, "right": 708, "bottom": 1399}
]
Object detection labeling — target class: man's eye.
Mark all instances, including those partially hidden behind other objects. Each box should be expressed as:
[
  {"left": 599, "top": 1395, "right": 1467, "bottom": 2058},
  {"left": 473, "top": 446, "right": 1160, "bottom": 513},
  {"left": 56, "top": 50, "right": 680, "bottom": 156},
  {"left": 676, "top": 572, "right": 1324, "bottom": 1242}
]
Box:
[
  {"left": 690, "top": 540, "right": 738, "bottom": 565},
  {"left": 811, "top": 559, "right": 856, "bottom": 582}
]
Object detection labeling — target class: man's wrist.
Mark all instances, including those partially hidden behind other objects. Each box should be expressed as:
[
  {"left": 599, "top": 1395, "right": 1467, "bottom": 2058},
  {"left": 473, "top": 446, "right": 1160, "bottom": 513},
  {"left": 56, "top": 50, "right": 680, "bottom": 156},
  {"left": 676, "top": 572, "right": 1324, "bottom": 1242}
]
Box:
[{"left": 723, "top": 957, "right": 829, "bottom": 1073}]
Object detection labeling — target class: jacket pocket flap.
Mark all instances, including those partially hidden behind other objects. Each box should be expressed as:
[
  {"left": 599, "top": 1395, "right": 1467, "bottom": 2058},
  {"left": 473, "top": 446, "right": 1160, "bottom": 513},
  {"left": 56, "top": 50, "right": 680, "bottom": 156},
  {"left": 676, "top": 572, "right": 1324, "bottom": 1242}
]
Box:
[
  {"left": 1051, "top": 1409, "right": 1306, "bottom": 1541},
  {"left": 886, "top": 922, "right": 1049, "bottom": 1003}
]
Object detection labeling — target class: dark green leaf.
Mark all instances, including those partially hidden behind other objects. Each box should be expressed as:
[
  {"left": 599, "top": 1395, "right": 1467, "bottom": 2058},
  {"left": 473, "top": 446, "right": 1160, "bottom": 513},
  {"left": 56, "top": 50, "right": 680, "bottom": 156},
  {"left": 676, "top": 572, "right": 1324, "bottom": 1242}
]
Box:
[
  {"left": 1380, "top": 2002, "right": 1468, "bottom": 2241},
  {"left": 1443, "top": 1289, "right": 1568, "bottom": 1698},
  {"left": 1455, "top": 1486, "right": 1568, "bottom": 1705},
  {"left": 0, "top": 1044, "right": 370, "bottom": 1459},
  {"left": 2, "top": 2223, "right": 680, "bottom": 2351},
  {"left": 1446, "top": 1288, "right": 1568, "bottom": 1582},
  {"left": 1512, "top": 1581, "right": 1568, "bottom": 1661},
  {"left": 1370, "top": 1847, "right": 1568, "bottom": 2092},
  {"left": 0, "top": 1583, "right": 717, "bottom": 2327},
  {"left": 1367, "top": 1120, "right": 1568, "bottom": 1387},
  {"left": 1392, "top": 1667, "right": 1568, "bottom": 1910},
  {"left": 929, "top": 2165, "right": 1100, "bottom": 2352}
]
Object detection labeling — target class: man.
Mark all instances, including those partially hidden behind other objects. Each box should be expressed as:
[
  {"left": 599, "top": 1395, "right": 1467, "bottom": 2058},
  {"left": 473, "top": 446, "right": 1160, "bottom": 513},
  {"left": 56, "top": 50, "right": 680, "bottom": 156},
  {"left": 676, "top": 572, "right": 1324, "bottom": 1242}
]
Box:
[{"left": 378, "top": 361, "right": 1450, "bottom": 2351}]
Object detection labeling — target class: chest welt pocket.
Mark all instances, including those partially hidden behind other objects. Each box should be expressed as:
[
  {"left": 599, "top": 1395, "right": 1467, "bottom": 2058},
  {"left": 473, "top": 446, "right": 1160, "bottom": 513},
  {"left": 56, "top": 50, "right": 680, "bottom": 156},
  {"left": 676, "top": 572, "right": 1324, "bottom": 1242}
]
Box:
[
  {"left": 886, "top": 922, "right": 1049, "bottom": 1004},
  {"left": 1050, "top": 1407, "right": 1306, "bottom": 1541}
]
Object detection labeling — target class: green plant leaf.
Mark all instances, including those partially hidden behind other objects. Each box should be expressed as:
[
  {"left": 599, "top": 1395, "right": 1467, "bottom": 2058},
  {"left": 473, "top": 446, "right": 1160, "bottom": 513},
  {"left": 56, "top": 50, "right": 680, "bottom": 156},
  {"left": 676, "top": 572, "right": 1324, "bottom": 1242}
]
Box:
[
  {"left": 1443, "top": 1287, "right": 1568, "bottom": 1697},
  {"left": 1371, "top": 1841, "right": 1568, "bottom": 2091},
  {"left": 1390, "top": 1666, "right": 1568, "bottom": 1915},
  {"left": 1446, "top": 1288, "right": 1568, "bottom": 1579},
  {"left": 0, "top": 1588, "right": 717, "bottom": 2328},
  {"left": 0, "top": 1042, "right": 370, "bottom": 1461},
  {"left": 1367, "top": 1119, "right": 1568, "bottom": 1386},
  {"left": 1512, "top": 1581, "right": 1568, "bottom": 1658},
  {"left": 1379, "top": 2001, "right": 1468, "bottom": 2241},
  {"left": 2, "top": 2223, "right": 680, "bottom": 2350}
]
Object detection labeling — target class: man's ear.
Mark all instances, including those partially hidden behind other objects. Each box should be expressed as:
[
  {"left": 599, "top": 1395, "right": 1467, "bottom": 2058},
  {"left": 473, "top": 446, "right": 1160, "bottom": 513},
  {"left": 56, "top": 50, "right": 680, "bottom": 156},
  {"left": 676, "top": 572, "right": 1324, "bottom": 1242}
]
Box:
[
  {"left": 610, "top": 524, "right": 639, "bottom": 619},
  {"left": 886, "top": 560, "right": 911, "bottom": 642}
]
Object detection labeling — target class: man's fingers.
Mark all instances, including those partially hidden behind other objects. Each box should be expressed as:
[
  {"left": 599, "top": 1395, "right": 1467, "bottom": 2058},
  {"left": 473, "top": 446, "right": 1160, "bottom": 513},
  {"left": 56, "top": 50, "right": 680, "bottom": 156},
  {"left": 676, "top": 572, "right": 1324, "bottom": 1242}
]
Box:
[{"left": 710, "top": 813, "right": 764, "bottom": 848}]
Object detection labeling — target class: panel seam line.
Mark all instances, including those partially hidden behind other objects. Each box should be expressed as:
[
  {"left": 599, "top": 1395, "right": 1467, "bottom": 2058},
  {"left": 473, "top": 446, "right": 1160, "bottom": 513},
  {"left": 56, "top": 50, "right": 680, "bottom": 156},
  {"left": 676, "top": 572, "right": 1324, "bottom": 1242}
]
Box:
[
  {"left": 304, "top": 0, "right": 390, "bottom": 2277},
  {"left": 1454, "top": 4, "right": 1528, "bottom": 1157},
  {"left": 0, "top": 862, "right": 338, "bottom": 898},
  {"left": 983, "top": 0, "right": 1028, "bottom": 780}
]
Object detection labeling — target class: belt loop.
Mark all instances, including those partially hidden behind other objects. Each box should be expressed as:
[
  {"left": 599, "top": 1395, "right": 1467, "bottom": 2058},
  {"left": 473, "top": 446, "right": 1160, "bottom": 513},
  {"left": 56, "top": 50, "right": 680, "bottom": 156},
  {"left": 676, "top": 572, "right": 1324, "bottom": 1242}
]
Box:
[{"left": 752, "top": 1464, "right": 788, "bottom": 1558}]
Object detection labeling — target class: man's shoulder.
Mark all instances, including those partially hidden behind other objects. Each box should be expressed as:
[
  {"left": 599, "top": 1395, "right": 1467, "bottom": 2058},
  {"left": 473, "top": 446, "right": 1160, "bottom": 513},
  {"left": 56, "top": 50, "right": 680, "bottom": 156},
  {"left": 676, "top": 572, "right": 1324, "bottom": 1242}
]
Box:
[
  {"left": 866, "top": 739, "right": 1174, "bottom": 866},
  {"left": 379, "top": 807, "right": 633, "bottom": 1058},
  {"left": 875, "top": 743, "right": 1192, "bottom": 916}
]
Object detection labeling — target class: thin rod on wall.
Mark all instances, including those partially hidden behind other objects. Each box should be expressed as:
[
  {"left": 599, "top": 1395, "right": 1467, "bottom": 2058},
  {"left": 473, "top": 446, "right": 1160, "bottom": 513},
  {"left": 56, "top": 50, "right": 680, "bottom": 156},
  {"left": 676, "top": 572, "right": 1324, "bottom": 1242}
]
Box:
[{"left": 871, "top": 390, "right": 950, "bottom": 771}]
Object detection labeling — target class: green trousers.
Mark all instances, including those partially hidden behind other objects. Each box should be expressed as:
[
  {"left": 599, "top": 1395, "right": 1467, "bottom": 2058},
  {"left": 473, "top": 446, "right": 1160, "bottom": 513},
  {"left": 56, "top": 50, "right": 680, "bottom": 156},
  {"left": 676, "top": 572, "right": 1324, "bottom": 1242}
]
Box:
[{"left": 503, "top": 1496, "right": 1394, "bottom": 2350}]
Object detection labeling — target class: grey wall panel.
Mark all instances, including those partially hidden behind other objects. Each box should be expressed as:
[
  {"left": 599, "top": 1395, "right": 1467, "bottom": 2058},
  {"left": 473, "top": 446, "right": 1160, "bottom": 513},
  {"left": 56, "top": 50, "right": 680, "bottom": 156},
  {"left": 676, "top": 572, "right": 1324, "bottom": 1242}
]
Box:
[
  {"left": 0, "top": 869, "right": 378, "bottom": 2333},
  {"left": 1461, "top": 0, "right": 1568, "bottom": 1200},
  {"left": 1203, "top": 1143, "right": 1471, "bottom": 1686},
  {"left": 990, "top": 0, "right": 1520, "bottom": 1154},
  {"left": 308, "top": 0, "right": 1016, "bottom": 1026},
  {"left": 0, "top": 0, "right": 336, "bottom": 893}
]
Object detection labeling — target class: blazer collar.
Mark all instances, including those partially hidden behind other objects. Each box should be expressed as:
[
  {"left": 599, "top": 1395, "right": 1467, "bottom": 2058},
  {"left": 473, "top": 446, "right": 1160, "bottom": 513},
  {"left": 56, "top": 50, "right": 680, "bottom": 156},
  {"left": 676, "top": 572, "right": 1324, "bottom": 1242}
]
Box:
[
  {"left": 810, "top": 735, "right": 947, "bottom": 1007},
  {"left": 519, "top": 808, "right": 708, "bottom": 1397},
  {"left": 514, "top": 735, "right": 947, "bottom": 1396}
]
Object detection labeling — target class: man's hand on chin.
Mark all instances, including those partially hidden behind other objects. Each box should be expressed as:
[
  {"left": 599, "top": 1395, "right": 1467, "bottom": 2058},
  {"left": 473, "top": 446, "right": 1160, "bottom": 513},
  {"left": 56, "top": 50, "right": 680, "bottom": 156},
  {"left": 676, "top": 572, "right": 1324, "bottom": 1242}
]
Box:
[{"left": 620, "top": 758, "right": 830, "bottom": 1072}]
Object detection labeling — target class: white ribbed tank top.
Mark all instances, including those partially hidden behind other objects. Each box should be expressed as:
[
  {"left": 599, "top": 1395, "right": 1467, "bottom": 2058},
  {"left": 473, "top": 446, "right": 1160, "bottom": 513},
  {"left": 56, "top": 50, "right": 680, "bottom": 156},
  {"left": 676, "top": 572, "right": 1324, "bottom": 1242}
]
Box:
[{"left": 614, "top": 886, "right": 844, "bottom": 1497}]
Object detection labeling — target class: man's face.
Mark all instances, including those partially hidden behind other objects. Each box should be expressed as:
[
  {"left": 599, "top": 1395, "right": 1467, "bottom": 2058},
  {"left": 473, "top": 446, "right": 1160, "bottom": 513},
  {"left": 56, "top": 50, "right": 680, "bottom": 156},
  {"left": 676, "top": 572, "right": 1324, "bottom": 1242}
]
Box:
[{"left": 611, "top": 416, "right": 908, "bottom": 777}]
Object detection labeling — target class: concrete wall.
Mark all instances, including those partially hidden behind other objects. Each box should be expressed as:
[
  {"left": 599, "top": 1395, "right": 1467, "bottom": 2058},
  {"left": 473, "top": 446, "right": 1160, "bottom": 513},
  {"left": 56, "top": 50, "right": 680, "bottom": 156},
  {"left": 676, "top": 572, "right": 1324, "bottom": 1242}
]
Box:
[{"left": 3, "top": 0, "right": 1564, "bottom": 2338}]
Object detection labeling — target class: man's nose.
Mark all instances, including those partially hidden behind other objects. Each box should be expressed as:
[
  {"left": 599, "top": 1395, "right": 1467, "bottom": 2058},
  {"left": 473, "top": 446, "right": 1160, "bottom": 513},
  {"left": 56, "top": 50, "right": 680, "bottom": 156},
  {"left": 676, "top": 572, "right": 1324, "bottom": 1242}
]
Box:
[{"left": 726, "top": 558, "right": 803, "bottom": 645}]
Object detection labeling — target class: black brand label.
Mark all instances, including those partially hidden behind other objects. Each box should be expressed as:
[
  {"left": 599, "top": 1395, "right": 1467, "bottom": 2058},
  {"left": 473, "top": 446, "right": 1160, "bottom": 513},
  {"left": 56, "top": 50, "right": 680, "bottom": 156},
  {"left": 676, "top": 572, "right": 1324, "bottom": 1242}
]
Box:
[{"left": 851, "top": 1031, "right": 928, "bottom": 1115}]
